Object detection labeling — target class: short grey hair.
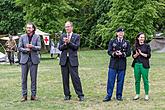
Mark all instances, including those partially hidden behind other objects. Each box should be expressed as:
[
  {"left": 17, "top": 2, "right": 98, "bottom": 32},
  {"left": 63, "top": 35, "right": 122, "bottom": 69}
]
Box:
[{"left": 65, "top": 21, "right": 73, "bottom": 27}]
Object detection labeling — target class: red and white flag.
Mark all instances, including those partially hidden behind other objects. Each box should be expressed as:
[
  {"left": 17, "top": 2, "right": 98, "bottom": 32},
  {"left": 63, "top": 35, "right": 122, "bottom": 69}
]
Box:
[{"left": 43, "top": 36, "right": 49, "bottom": 45}]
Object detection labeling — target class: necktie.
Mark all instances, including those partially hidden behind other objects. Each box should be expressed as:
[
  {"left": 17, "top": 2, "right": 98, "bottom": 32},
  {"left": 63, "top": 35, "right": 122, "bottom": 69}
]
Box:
[
  {"left": 119, "top": 38, "right": 122, "bottom": 47},
  {"left": 67, "top": 33, "right": 70, "bottom": 57},
  {"left": 67, "top": 33, "right": 70, "bottom": 39},
  {"left": 119, "top": 38, "right": 122, "bottom": 43}
]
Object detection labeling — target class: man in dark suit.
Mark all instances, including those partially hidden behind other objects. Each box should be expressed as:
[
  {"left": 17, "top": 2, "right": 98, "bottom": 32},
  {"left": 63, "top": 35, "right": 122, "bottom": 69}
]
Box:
[
  {"left": 18, "top": 22, "right": 41, "bottom": 102},
  {"left": 103, "top": 28, "right": 131, "bottom": 102},
  {"left": 58, "top": 21, "right": 84, "bottom": 101}
]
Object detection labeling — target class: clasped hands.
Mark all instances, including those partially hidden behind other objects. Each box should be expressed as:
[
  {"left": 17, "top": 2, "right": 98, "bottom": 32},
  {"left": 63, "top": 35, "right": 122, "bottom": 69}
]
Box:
[
  {"left": 134, "top": 49, "right": 144, "bottom": 58},
  {"left": 63, "top": 37, "right": 70, "bottom": 45}
]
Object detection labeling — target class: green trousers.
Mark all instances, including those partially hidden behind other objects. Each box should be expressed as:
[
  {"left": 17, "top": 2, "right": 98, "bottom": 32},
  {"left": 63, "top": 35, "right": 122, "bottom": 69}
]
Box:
[{"left": 134, "top": 63, "right": 149, "bottom": 95}]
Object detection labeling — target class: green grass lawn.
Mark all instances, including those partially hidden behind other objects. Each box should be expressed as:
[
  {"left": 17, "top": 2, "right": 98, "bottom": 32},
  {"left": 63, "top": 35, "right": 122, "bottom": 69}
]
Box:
[{"left": 0, "top": 50, "right": 165, "bottom": 110}]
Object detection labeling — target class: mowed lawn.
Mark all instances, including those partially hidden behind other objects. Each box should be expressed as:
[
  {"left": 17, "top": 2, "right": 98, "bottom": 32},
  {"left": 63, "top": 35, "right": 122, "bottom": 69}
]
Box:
[{"left": 0, "top": 50, "right": 165, "bottom": 110}]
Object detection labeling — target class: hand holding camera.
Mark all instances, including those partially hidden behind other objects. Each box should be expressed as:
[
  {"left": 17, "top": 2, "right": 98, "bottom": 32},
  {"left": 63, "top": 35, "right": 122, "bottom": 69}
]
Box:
[{"left": 115, "top": 50, "right": 122, "bottom": 56}]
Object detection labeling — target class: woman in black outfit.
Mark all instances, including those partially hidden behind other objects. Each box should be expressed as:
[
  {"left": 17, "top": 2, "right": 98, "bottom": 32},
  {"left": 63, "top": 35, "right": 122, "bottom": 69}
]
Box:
[{"left": 132, "top": 32, "right": 151, "bottom": 101}]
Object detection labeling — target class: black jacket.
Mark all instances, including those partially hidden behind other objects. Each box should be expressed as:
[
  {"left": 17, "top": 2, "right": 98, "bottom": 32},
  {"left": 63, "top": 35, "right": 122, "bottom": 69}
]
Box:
[
  {"left": 132, "top": 43, "right": 151, "bottom": 69},
  {"left": 58, "top": 33, "right": 80, "bottom": 66},
  {"left": 108, "top": 38, "right": 131, "bottom": 70}
]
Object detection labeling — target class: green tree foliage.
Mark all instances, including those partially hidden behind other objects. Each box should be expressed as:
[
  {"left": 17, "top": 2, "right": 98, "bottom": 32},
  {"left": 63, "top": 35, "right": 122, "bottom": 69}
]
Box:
[
  {"left": 94, "top": 0, "right": 164, "bottom": 48},
  {"left": 15, "top": 0, "right": 73, "bottom": 33},
  {"left": 89, "top": 0, "right": 112, "bottom": 48},
  {"left": 154, "top": 0, "right": 165, "bottom": 32},
  {"left": 0, "top": 0, "right": 25, "bottom": 35},
  {"left": 9, "top": 0, "right": 165, "bottom": 49},
  {"left": 66, "top": 0, "right": 112, "bottom": 48},
  {"left": 64, "top": 0, "right": 96, "bottom": 47}
]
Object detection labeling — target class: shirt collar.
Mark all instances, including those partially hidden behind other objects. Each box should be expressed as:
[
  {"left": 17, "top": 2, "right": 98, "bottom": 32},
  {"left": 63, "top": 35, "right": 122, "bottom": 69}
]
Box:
[
  {"left": 67, "top": 32, "right": 73, "bottom": 38},
  {"left": 117, "top": 37, "right": 123, "bottom": 42},
  {"left": 27, "top": 33, "right": 34, "bottom": 37}
]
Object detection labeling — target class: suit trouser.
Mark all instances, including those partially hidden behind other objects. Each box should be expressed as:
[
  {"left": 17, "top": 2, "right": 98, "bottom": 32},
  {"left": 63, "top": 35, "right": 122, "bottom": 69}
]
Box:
[
  {"left": 106, "top": 68, "right": 125, "bottom": 98},
  {"left": 21, "top": 61, "right": 38, "bottom": 97},
  {"left": 61, "top": 59, "right": 84, "bottom": 97},
  {"left": 134, "top": 63, "right": 149, "bottom": 95}
]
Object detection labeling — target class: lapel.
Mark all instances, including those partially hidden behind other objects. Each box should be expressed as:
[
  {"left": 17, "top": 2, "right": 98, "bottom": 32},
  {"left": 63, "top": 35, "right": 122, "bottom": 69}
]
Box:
[
  {"left": 70, "top": 33, "right": 75, "bottom": 42},
  {"left": 31, "top": 34, "right": 36, "bottom": 45},
  {"left": 115, "top": 38, "right": 119, "bottom": 45},
  {"left": 24, "top": 34, "right": 38, "bottom": 45},
  {"left": 62, "top": 34, "right": 67, "bottom": 39},
  {"left": 117, "top": 38, "right": 123, "bottom": 46},
  {"left": 25, "top": 35, "right": 29, "bottom": 44},
  {"left": 31, "top": 34, "right": 39, "bottom": 45}
]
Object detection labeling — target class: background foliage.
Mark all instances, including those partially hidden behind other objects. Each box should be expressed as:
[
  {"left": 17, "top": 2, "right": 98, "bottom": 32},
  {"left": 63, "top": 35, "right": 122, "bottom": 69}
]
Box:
[
  {"left": 0, "top": 0, "right": 165, "bottom": 48},
  {"left": 0, "top": 0, "right": 25, "bottom": 35}
]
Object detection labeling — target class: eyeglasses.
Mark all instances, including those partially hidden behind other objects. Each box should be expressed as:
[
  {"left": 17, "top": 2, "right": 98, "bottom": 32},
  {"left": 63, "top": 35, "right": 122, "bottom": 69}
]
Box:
[{"left": 65, "top": 26, "right": 72, "bottom": 28}]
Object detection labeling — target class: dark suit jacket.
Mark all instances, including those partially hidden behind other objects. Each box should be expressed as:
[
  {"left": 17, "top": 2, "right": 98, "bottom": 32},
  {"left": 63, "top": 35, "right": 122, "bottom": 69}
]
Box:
[
  {"left": 108, "top": 38, "right": 131, "bottom": 70},
  {"left": 58, "top": 33, "right": 80, "bottom": 66},
  {"left": 18, "top": 34, "right": 41, "bottom": 64}
]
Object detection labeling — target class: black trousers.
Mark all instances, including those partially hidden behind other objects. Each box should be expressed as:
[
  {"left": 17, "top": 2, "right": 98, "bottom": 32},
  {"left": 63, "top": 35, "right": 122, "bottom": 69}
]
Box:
[
  {"left": 61, "top": 58, "right": 84, "bottom": 97},
  {"left": 7, "top": 51, "right": 14, "bottom": 64}
]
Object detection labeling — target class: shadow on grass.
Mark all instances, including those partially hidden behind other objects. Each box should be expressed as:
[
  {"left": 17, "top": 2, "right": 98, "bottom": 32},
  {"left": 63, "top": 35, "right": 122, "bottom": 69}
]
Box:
[
  {"left": 40, "top": 57, "right": 53, "bottom": 61},
  {"left": 40, "top": 57, "right": 59, "bottom": 61}
]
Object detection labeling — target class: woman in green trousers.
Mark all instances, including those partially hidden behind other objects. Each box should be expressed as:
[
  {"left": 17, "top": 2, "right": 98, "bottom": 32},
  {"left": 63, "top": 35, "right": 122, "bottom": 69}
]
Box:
[{"left": 132, "top": 32, "right": 151, "bottom": 101}]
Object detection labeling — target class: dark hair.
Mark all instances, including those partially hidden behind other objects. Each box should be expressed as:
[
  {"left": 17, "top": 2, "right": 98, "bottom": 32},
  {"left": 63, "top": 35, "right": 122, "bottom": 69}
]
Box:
[
  {"left": 134, "top": 32, "right": 145, "bottom": 48},
  {"left": 26, "top": 22, "right": 36, "bottom": 32}
]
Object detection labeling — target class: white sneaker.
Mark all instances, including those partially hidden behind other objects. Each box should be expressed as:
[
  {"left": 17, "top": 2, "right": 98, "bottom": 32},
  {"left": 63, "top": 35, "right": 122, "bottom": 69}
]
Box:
[
  {"left": 133, "top": 94, "right": 140, "bottom": 100},
  {"left": 144, "top": 95, "right": 149, "bottom": 101}
]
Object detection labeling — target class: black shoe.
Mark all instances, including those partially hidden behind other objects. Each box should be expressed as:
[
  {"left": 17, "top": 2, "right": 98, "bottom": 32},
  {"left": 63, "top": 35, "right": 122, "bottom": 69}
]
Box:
[
  {"left": 116, "top": 97, "right": 123, "bottom": 101},
  {"left": 79, "top": 96, "right": 84, "bottom": 101},
  {"left": 103, "top": 96, "right": 111, "bottom": 102},
  {"left": 31, "top": 96, "right": 38, "bottom": 101},
  {"left": 64, "top": 95, "right": 71, "bottom": 100}
]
